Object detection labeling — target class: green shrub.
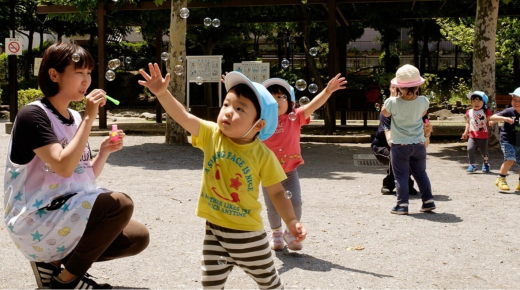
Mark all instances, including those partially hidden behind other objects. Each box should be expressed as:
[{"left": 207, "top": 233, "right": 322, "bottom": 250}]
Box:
[
  {"left": 18, "top": 89, "right": 85, "bottom": 111},
  {"left": 379, "top": 51, "right": 400, "bottom": 73}
]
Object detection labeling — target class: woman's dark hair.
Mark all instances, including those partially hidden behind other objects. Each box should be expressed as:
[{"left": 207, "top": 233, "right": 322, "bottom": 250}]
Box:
[
  {"left": 470, "top": 94, "right": 488, "bottom": 111},
  {"left": 229, "top": 83, "right": 261, "bottom": 120},
  {"left": 38, "top": 42, "right": 95, "bottom": 97},
  {"left": 267, "top": 84, "right": 292, "bottom": 114}
]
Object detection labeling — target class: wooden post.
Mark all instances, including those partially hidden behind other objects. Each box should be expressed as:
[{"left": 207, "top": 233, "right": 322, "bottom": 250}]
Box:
[
  {"left": 155, "top": 29, "right": 163, "bottom": 123},
  {"left": 8, "top": 0, "right": 17, "bottom": 126},
  {"left": 325, "top": 0, "right": 337, "bottom": 134},
  {"left": 97, "top": 3, "right": 107, "bottom": 129}
]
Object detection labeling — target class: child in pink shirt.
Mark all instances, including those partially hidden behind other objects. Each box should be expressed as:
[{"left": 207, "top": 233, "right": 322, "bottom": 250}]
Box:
[{"left": 261, "top": 75, "right": 347, "bottom": 251}]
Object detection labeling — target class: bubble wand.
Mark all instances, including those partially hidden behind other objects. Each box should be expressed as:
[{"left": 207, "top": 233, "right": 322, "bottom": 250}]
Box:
[{"left": 105, "top": 95, "right": 120, "bottom": 106}]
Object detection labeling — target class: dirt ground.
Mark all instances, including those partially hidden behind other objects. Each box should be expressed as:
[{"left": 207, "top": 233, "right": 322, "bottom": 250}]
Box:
[{"left": 1, "top": 119, "right": 519, "bottom": 289}]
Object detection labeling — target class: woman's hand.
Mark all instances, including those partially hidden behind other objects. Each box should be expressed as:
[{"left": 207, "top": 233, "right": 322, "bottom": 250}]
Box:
[
  {"left": 99, "top": 130, "right": 125, "bottom": 155},
  {"left": 84, "top": 89, "right": 107, "bottom": 120}
]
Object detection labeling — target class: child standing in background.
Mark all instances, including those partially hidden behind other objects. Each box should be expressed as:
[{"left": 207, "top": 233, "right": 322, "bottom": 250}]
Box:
[
  {"left": 489, "top": 87, "right": 520, "bottom": 192},
  {"left": 261, "top": 75, "right": 347, "bottom": 250},
  {"left": 140, "top": 65, "right": 306, "bottom": 289},
  {"left": 461, "top": 91, "right": 493, "bottom": 173},
  {"left": 381, "top": 64, "right": 435, "bottom": 215}
]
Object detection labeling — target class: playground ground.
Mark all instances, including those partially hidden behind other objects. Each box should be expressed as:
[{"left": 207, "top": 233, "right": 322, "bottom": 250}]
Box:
[{"left": 1, "top": 117, "right": 519, "bottom": 289}]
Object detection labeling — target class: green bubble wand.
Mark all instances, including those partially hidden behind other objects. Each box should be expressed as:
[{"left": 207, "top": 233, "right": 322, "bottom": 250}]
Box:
[{"left": 105, "top": 95, "right": 120, "bottom": 105}]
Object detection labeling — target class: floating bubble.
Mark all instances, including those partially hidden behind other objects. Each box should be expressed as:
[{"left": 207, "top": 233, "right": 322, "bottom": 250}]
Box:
[
  {"left": 375, "top": 103, "right": 380, "bottom": 111},
  {"left": 288, "top": 112, "right": 297, "bottom": 121},
  {"left": 161, "top": 52, "right": 169, "bottom": 61},
  {"left": 308, "top": 83, "right": 318, "bottom": 94},
  {"left": 490, "top": 102, "right": 496, "bottom": 109},
  {"left": 125, "top": 57, "right": 132, "bottom": 64},
  {"left": 204, "top": 17, "right": 212, "bottom": 26},
  {"left": 295, "top": 79, "right": 307, "bottom": 91},
  {"left": 212, "top": 18, "right": 221, "bottom": 27},
  {"left": 178, "top": 56, "right": 183, "bottom": 62},
  {"left": 108, "top": 59, "right": 120, "bottom": 70},
  {"left": 284, "top": 190, "right": 293, "bottom": 199},
  {"left": 43, "top": 163, "right": 52, "bottom": 172},
  {"left": 196, "top": 76, "right": 203, "bottom": 85},
  {"left": 380, "top": 89, "right": 384, "bottom": 95},
  {"left": 180, "top": 7, "right": 190, "bottom": 19},
  {"left": 217, "top": 256, "right": 227, "bottom": 265},
  {"left": 299, "top": 96, "right": 311, "bottom": 106},
  {"left": 281, "top": 59, "right": 290, "bottom": 69},
  {"left": 105, "top": 70, "right": 116, "bottom": 81},
  {"left": 309, "top": 47, "right": 318, "bottom": 57},
  {"left": 71, "top": 53, "right": 80, "bottom": 63},
  {"left": 174, "top": 65, "right": 184, "bottom": 75}
]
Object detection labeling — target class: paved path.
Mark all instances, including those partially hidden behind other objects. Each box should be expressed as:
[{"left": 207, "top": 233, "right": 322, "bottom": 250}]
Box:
[{"left": 1, "top": 120, "right": 518, "bottom": 289}]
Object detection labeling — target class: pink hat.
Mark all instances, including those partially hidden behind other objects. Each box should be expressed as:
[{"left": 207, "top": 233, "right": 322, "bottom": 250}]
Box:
[{"left": 390, "top": 64, "right": 425, "bottom": 88}]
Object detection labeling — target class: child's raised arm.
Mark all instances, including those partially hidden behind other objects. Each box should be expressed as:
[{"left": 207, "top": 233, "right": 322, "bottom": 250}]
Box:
[
  {"left": 265, "top": 182, "right": 307, "bottom": 244},
  {"left": 138, "top": 63, "right": 200, "bottom": 136},
  {"left": 303, "top": 73, "right": 347, "bottom": 119},
  {"left": 489, "top": 112, "right": 514, "bottom": 124}
]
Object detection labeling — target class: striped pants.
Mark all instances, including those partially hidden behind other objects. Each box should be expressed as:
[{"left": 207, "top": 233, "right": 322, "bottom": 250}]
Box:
[{"left": 201, "top": 221, "right": 283, "bottom": 289}]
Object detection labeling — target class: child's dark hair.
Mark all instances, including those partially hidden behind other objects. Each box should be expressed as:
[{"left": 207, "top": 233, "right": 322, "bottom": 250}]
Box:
[
  {"left": 266, "top": 84, "right": 292, "bottom": 114},
  {"left": 38, "top": 42, "right": 95, "bottom": 98},
  {"left": 470, "top": 94, "right": 488, "bottom": 111},
  {"left": 397, "top": 86, "right": 421, "bottom": 97},
  {"left": 229, "top": 84, "right": 261, "bottom": 120}
]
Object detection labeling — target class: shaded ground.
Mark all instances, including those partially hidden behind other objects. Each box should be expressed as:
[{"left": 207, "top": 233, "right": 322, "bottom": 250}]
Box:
[{"left": 2, "top": 118, "right": 518, "bottom": 289}]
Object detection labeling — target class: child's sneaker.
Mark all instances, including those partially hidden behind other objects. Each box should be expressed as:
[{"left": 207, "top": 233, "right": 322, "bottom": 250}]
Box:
[
  {"left": 30, "top": 261, "right": 61, "bottom": 289},
  {"left": 420, "top": 200, "right": 436, "bottom": 212},
  {"left": 390, "top": 204, "right": 408, "bottom": 215},
  {"left": 270, "top": 230, "right": 284, "bottom": 251},
  {"left": 482, "top": 163, "right": 490, "bottom": 173},
  {"left": 50, "top": 273, "right": 112, "bottom": 289},
  {"left": 515, "top": 182, "right": 520, "bottom": 191},
  {"left": 283, "top": 230, "right": 303, "bottom": 251},
  {"left": 495, "top": 176, "right": 510, "bottom": 191},
  {"left": 466, "top": 165, "right": 477, "bottom": 173}
]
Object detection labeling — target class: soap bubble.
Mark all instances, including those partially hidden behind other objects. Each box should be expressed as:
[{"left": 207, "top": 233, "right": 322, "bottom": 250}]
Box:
[
  {"left": 180, "top": 8, "right": 189, "bottom": 19},
  {"left": 380, "top": 89, "right": 384, "bottom": 95},
  {"left": 288, "top": 112, "right": 297, "bottom": 121},
  {"left": 105, "top": 70, "right": 116, "bottom": 81},
  {"left": 124, "top": 57, "right": 132, "bottom": 64},
  {"left": 212, "top": 18, "right": 220, "bottom": 27},
  {"left": 178, "top": 56, "right": 183, "bottom": 62},
  {"left": 281, "top": 59, "right": 290, "bottom": 69},
  {"left": 43, "top": 163, "right": 52, "bottom": 172},
  {"left": 71, "top": 53, "right": 80, "bottom": 63},
  {"left": 196, "top": 76, "right": 203, "bottom": 85},
  {"left": 174, "top": 65, "right": 184, "bottom": 75},
  {"left": 375, "top": 103, "right": 380, "bottom": 111},
  {"left": 309, "top": 47, "right": 318, "bottom": 56},
  {"left": 217, "top": 256, "right": 227, "bottom": 265},
  {"left": 284, "top": 190, "right": 293, "bottom": 199},
  {"left": 299, "top": 96, "right": 310, "bottom": 106},
  {"left": 161, "top": 52, "right": 169, "bottom": 61},
  {"left": 108, "top": 59, "right": 120, "bottom": 70},
  {"left": 295, "top": 79, "right": 307, "bottom": 91},
  {"left": 308, "top": 83, "right": 318, "bottom": 94},
  {"left": 204, "top": 17, "right": 212, "bottom": 26},
  {"left": 490, "top": 102, "right": 496, "bottom": 109}
]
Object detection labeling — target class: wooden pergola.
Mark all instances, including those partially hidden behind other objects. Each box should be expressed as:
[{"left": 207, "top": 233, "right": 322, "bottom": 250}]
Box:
[{"left": 29, "top": 0, "right": 445, "bottom": 130}]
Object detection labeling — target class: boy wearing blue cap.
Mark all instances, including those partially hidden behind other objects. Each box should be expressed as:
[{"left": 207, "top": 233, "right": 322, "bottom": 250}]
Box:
[
  {"left": 490, "top": 87, "right": 520, "bottom": 191},
  {"left": 139, "top": 63, "right": 306, "bottom": 289},
  {"left": 461, "top": 91, "right": 493, "bottom": 173}
]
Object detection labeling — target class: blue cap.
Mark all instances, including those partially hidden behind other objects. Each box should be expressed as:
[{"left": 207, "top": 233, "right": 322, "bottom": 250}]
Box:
[
  {"left": 467, "top": 91, "right": 488, "bottom": 104},
  {"left": 262, "top": 78, "right": 295, "bottom": 103},
  {"left": 224, "top": 71, "right": 278, "bottom": 141},
  {"left": 510, "top": 87, "right": 520, "bottom": 98}
]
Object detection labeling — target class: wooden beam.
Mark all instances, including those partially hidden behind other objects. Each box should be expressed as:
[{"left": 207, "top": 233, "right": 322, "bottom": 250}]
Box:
[
  {"left": 327, "top": 0, "right": 337, "bottom": 134},
  {"left": 97, "top": 3, "right": 107, "bottom": 129}
]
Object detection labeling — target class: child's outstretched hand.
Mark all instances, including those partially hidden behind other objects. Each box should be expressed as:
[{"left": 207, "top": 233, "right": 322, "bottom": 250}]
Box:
[
  {"left": 489, "top": 120, "right": 495, "bottom": 127},
  {"left": 325, "top": 73, "right": 348, "bottom": 94},
  {"left": 220, "top": 71, "right": 228, "bottom": 83},
  {"left": 504, "top": 117, "right": 515, "bottom": 125},
  {"left": 138, "top": 63, "right": 170, "bottom": 96},
  {"left": 287, "top": 219, "right": 307, "bottom": 244}
]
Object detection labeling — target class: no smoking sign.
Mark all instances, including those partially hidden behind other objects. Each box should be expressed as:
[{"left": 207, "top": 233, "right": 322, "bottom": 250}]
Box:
[{"left": 5, "top": 38, "right": 22, "bottom": 56}]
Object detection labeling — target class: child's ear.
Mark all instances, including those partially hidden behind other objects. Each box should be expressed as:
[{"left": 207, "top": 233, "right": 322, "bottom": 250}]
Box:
[
  {"left": 255, "top": 120, "right": 266, "bottom": 132},
  {"left": 48, "top": 68, "right": 59, "bottom": 82}
]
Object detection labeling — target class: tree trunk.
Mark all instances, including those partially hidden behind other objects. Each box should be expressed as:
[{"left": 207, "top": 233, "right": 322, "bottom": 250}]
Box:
[
  {"left": 165, "top": 0, "right": 188, "bottom": 144},
  {"left": 472, "top": 0, "right": 499, "bottom": 143},
  {"left": 513, "top": 54, "right": 520, "bottom": 84}
]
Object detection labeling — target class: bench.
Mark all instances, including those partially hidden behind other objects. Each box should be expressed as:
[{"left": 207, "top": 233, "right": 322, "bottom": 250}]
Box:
[{"left": 495, "top": 94, "right": 510, "bottom": 110}]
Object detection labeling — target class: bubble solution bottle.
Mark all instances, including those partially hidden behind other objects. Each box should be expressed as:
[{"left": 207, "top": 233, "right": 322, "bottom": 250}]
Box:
[{"left": 110, "top": 124, "right": 120, "bottom": 142}]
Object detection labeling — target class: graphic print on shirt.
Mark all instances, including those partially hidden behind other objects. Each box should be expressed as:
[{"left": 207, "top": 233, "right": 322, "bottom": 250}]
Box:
[{"left": 470, "top": 111, "right": 488, "bottom": 132}]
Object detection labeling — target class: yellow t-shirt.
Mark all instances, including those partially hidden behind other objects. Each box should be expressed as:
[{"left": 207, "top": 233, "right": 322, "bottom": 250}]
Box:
[{"left": 192, "top": 120, "right": 286, "bottom": 231}]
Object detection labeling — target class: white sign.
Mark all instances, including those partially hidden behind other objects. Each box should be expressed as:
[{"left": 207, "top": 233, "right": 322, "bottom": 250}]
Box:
[
  {"left": 5, "top": 38, "right": 22, "bottom": 56},
  {"left": 34, "top": 58, "right": 42, "bottom": 76},
  {"left": 185, "top": 55, "right": 223, "bottom": 109},
  {"left": 233, "top": 62, "right": 270, "bottom": 83}
]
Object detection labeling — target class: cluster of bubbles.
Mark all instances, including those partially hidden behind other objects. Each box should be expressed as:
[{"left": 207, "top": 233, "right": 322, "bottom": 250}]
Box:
[
  {"left": 375, "top": 89, "right": 386, "bottom": 112},
  {"left": 108, "top": 59, "right": 121, "bottom": 70},
  {"left": 309, "top": 47, "right": 318, "bottom": 57},
  {"left": 204, "top": 17, "right": 221, "bottom": 27},
  {"left": 281, "top": 58, "right": 290, "bottom": 69},
  {"left": 180, "top": 7, "right": 190, "bottom": 19}
]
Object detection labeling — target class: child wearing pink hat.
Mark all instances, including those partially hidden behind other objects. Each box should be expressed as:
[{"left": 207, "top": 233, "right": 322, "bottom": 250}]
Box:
[{"left": 381, "top": 64, "right": 435, "bottom": 215}]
